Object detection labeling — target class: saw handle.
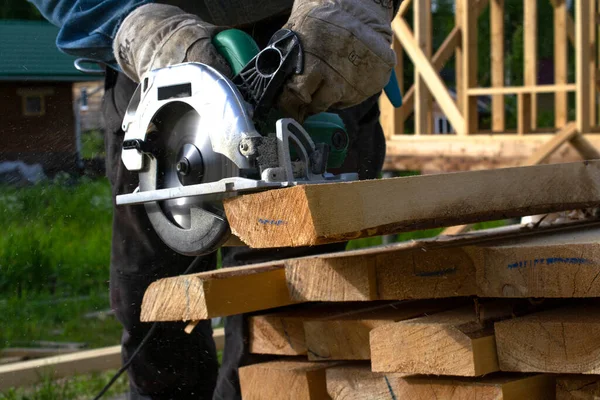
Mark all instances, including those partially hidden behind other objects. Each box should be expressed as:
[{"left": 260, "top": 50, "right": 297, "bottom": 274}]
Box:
[{"left": 213, "top": 29, "right": 402, "bottom": 108}]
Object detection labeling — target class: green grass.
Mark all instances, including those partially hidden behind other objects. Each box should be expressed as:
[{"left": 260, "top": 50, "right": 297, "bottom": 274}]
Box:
[
  {"left": 0, "top": 370, "right": 128, "bottom": 400},
  {"left": 0, "top": 176, "right": 112, "bottom": 297},
  {"left": 81, "top": 130, "right": 105, "bottom": 160},
  {"left": 0, "top": 292, "right": 121, "bottom": 349}
]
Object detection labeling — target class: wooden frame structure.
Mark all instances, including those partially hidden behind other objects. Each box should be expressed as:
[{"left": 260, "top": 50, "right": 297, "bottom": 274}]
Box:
[{"left": 381, "top": 0, "right": 600, "bottom": 172}]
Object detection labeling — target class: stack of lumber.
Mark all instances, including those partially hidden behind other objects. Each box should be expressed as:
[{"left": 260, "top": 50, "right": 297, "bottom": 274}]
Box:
[{"left": 141, "top": 161, "right": 600, "bottom": 399}]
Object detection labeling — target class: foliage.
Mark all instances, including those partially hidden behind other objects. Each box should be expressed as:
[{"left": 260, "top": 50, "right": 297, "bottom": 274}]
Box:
[
  {"left": 0, "top": 177, "right": 112, "bottom": 297},
  {"left": 81, "top": 130, "right": 105, "bottom": 160},
  {"left": 0, "top": 1, "right": 43, "bottom": 20}
]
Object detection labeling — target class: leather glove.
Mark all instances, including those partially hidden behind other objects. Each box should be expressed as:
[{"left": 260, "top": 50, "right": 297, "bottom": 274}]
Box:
[
  {"left": 278, "top": 0, "right": 397, "bottom": 121},
  {"left": 113, "top": 4, "right": 231, "bottom": 83}
]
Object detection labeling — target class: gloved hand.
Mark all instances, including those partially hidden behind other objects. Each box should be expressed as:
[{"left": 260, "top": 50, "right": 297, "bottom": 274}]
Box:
[
  {"left": 278, "top": 0, "right": 397, "bottom": 121},
  {"left": 113, "top": 4, "right": 231, "bottom": 83}
]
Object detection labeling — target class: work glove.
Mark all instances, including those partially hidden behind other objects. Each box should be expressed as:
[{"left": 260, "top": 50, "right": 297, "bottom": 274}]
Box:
[
  {"left": 278, "top": 0, "right": 397, "bottom": 121},
  {"left": 113, "top": 4, "right": 231, "bottom": 83}
]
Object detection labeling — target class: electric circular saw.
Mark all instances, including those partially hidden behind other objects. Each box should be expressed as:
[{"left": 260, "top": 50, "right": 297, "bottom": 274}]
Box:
[{"left": 115, "top": 29, "right": 402, "bottom": 256}]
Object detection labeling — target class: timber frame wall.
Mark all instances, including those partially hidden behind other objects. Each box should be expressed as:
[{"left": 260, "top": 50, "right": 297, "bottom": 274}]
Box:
[{"left": 381, "top": 0, "right": 600, "bottom": 172}]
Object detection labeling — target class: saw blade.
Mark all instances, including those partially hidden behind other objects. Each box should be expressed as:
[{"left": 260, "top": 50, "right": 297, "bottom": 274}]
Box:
[{"left": 152, "top": 105, "right": 239, "bottom": 229}]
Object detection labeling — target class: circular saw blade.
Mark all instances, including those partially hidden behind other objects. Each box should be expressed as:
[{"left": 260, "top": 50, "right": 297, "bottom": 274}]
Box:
[{"left": 151, "top": 104, "right": 239, "bottom": 230}]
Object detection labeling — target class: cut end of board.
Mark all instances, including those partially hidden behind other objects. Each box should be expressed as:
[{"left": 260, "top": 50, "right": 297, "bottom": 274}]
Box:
[
  {"left": 224, "top": 185, "right": 320, "bottom": 248},
  {"left": 141, "top": 275, "right": 208, "bottom": 322}
]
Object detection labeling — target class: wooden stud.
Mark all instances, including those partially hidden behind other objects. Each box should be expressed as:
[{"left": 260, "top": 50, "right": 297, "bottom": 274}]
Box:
[
  {"left": 460, "top": 0, "right": 479, "bottom": 135},
  {"left": 491, "top": 0, "right": 505, "bottom": 131},
  {"left": 224, "top": 160, "right": 600, "bottom": 248},
  {"left": 326, "top": 365, "right": 556, "bottom": 400},
  {"left": 577, "top": 0, "right": 591, "bottom": 134},
  {"left": 522, "top": 122, "right": 578, "bottom": 165},
  {"left": 518, "top": 93, "right": 532, "bottom": 135},
  {"left": 524, "top": 0, "right": 538, "bottom": 130},
  {"left": 414, "top": 0, "right": 433, "bottom": 135},
  {"left": 393, "top": 18, "right": 466, "bottom": 135},
  {"left": 591, "top": 0, "right": 597, "bottom": 126},
  {"left": 468, "top": 84, "right": 576, "bottom": 95},
  {"left": 455, "top": 0, "right": 464, "bottom": 113},
  {"left": 379, "top": 34, "right": 404, "bottom": 139},
  {"left": 554, "top": 0, "right": 569, "bottom": 127},
  {"left": 239, "top": 360, "right": 335, "bottom": 400},
  {"left": 495, "top": 305, "right": 600, "bottom": 374},
  {"left": 370, "top": 304, "right": 510, "bottom": 376}
]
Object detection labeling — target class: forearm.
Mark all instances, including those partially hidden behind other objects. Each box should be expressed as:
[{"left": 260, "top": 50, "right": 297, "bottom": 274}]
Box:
[{"left": 28, "top": 0, "right": 151, "bottom": 65}]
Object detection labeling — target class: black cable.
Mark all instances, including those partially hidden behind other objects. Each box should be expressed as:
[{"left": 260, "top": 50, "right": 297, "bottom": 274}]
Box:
[{"left": 93, "top": 255, "right": 203, "bottom": 399}]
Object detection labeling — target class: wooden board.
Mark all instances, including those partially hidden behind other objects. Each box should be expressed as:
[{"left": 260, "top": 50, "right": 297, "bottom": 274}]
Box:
[
  {"left": 0, "top": 346, "right": 122, "bottom": 390},
  {"left": 224, "top": 160, "right": 600, "bottom": 248},
  {"left": 327, "top": 364, "right": 556, "bottom": 400},
  {"left": 239, "top": 359, "right": 335, "bottom": 400},
  {"left": 476, "top": 226, "right": 600, "bottom": 297},
  {"left": 556, "top": 375, "right": 600, "bottom": 399},
  {"left": 495, "top": 305, "right": 600, "bottom": 374},
  {"left": 285, "top": 238, "right": 477, "bottom": 302},
  {"left": 141, "top": 261, "right": 292, "bottom": 322},
  {"left": 0, "top": 347, "right": 79, "bottom": 359},
  {"left": 0, "top": 328, "right": 225, "bottom": 389},
  {"left": 303, "top": 299, "right": 461, "bottom": 361},
  {"left": 370, "top": 304, "right": 513, "bottom": 376}
]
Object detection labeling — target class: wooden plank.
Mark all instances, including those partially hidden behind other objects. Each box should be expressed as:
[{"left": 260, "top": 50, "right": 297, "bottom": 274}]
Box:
[
  {"left": 370, "top": 304, "right": 512, "bottom": 376},
  {"left": 518, "top": 93, "right": 532, "bottom": 135},
  {"left": 524, "top": 0, "right": 538, "bottom": 130},
  {"left": 591, "top": 0, "right": 597, "bottom": 126},
  {"left": 523, "top": 122, "right": 578, "bottom": 165},
  {"left": 239, "top": 359, "right": 335, "bottom": 400},
  {"left": 327, "top": 364, "right": 556, "bottom": 400},
  {"left": 0, "top": 329, "right": 226, "bottom": 389},
  {"left": 555, "top": 0, "right": 569, "bottom": 127},
  {"left": 399, "top": 26, "right": 460, "bottom": 124},
  {"left": 577, "top": 0, "right": 592, "bottom": 133},
  {"left": 141, "top": 261, "right": 293, "bottom": 322},
  {"left": 393, "top": 17, "right": 466, "bottom": 135},
  {"left": 476, "top": 225, "right": 600, "bottom": 297},
  {"left": 285, "top": 240, "right": 477, "bottom": 302},
  {"left": 461, "top": 0, "right": 479, "bottom": 134},
  {"left": 414, "top": 0, "right": 433, "bottom": 135},
  {"left": 570, "top": 133, "right": 600, "bottom": 159},
  {"left": 491, "top": 0, "right": 505, "bottom": 131},
  {"left": 303, "top": 300, "right": 460, "bottom": 361},
  {"left": 495, "top": 305, "right": 600, "bottom": 374},
  {"left": 224, "top": 160, "right": 600, "bottom": 248},
  {"left": 0, "top": 347, "right": 79, "bottom": 359},
  {"left": 556, "top": 375, "right": 600, "bottom": 399},
  {"left": 0, "top": 346, "right": 122, "bottom": 390},
  {"left": 468, "top": 84, "right": 576, "bottom": 95},
  {"left": 398, "top": 0, "right": 412, "bottom": 17}
]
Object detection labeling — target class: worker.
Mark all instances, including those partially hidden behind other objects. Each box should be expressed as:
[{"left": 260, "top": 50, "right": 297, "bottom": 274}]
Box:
[{"left": 30, "top": 1, "right": 401, "bottom": 398}]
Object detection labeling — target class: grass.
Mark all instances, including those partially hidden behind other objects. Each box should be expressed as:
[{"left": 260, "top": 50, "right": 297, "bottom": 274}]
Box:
[
  {"left": 0, "top": 370, "right": 128, "bottom": 400},
  {"left": 0, "top": 175, "right": 112, "bottom": 297}
]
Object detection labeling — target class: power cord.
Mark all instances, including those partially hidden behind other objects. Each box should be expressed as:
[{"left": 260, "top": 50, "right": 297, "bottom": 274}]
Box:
[{"left": 93, "top": 255, "right": 204, "bottom": 399}]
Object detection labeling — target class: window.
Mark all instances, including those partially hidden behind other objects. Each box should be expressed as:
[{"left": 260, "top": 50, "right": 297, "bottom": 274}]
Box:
[
  {"left": 17, "top": 87, "right": 53, "bottom": 117},
  {"left": 24, "top": 95, "right": 44, "bottom": 116}
]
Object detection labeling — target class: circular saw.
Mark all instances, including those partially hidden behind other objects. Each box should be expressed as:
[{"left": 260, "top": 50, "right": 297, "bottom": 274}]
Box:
[{"left": 114, "top": 29, "right": 371, "bottom": 256}]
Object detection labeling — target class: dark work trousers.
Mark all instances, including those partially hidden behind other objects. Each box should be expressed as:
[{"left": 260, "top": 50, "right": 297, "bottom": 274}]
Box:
[{"left": 102, "top": 63, "right": 386, "bottom": 399}]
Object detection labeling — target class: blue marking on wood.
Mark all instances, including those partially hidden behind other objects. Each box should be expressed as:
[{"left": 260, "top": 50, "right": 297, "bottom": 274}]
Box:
[
  {"left": 258, "top": 218, "right": 285, "bottom": 226},
  {"left": 384, "top": 376, "right": 397, "bottom": 400},
  {"left": 508, "top": 257, "right": 592, "bottom": 269},
  {"left": 415, "top": 267, "right": 457, "bottom": 277}
]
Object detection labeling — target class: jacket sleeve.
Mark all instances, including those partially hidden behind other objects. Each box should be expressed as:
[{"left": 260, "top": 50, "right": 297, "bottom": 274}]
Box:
[{"left": 28, "top": 0, "right": 152, "bottom": 65}]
